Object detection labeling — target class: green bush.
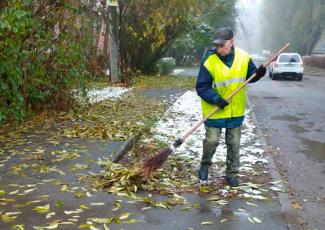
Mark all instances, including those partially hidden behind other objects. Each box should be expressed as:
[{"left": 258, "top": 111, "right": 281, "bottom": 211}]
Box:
[
  {"left": 156, "top": 57, "right": 176, "bottom": 75},
  {"left": 0, "top": 1, "right": 91, "bottom": 123}
]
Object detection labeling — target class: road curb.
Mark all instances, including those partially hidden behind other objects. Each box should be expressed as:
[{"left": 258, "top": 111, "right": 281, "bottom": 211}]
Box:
[
  {"left": 112, "top": 132, "right": 141, "bottom": 163},
  {"left": 247, "top": 96, "right": 303, "bottom": 230}
]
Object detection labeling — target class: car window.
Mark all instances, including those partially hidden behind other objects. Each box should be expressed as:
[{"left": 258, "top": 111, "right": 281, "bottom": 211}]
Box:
[{"left": 278, "top": 54, "right": 301, "bottom": 63}]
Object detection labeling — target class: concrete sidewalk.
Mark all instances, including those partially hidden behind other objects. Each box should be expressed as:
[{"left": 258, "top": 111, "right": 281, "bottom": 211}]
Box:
[{"left": 0, "top": 88, "right": 298, "bottom": 229}]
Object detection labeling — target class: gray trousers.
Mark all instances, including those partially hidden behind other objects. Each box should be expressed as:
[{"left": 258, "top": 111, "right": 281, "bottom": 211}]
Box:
[{"left": 201, "top": 125, "right": 241, "bottom": 177}]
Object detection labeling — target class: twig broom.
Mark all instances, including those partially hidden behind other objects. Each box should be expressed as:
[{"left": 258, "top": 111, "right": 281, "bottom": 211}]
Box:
[{"left": 139, "top": 43, "right": 290, "bottom": 176}]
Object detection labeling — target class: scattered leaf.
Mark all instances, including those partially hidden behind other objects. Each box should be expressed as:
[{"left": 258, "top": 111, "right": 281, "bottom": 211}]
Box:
[
  {"left": 64, "top": 209, "right": 84, "bottom": 215},
  {"left": 246, "top": 202, "right": 258, "bottom": 207},
  {"left": 292, "top": 201, "right": 303, "bottom": 210},
  {"left": 80, "top": 204, "right": 90, "bottom": 210},
  {"left": 248, "top": 217, "right": 255, "bottom": 223},
  {"left": 90, "top": 202, "right": 105, "bottom": 206},
  {"left": 90, "top": 217, "right": 115, "bottom": 224},
  {"left": 201, "top": 221, "right": 213, "bottom": 225},
  {"left": 75, "top": 192, "right": 86, "bottom": 198},
  {"left": 9, "top": 189, "right": 20, "bottom": 195},
  {"left": 121, "top": 218, "right": 137, "bottom": 224},
  {"left": 46, "top": 212, "right": 56, "bottom": 219},
  {"left": 207, "top": 196, "right": 220, "bottom": 201},
  {"left": 79, "top": 224, "right": 94, "bottom": 229},
  {"left": 1, "top": 212, "right": 20, "bottom": 222},
  {"left": 112, "top": 200, "right": 121, "bottom": 211},
  {"left": 11, "top": 224, "right": 25, "bottom": 230},
  {"left": 33, "top": 204, "right": 50, "bottom": 213},
  {"left": 119, "top": 212, "right": 131, "bottom": 220},
  {"left": 55, "top": 200, "right": 64, "bottom": 208},
  {"left": 252, "top": 217, "right": 262, "bottom": 223}
]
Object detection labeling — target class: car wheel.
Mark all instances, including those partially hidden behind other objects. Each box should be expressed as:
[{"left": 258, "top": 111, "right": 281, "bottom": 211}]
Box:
[
  {"left": 272, "top": 73, "right": 277, "bottom": 80},
  {"left": 296, "top": 74, "right": 303, "bottom": 81}
]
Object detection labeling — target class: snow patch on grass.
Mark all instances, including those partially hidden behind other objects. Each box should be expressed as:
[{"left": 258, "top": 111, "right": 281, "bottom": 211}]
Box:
[
  {"left": 87, "top": 87, "right": 130, "bottom": 103},
  {"left": 147, "top": 90, "right": 267, "bottom": 172}
]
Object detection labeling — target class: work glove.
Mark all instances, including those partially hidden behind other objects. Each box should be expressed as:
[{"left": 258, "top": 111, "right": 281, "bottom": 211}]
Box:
[
  {"left": 255, "top": 65, "right": 266, "bottom": 78},
  {"left": 216, "top": 97, "right": 229, "bottom": 109}
]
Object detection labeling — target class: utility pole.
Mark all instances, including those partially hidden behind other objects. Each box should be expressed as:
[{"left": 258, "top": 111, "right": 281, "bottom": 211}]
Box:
[{"left": 107, "top": 0, "right": 120, "bottom": 83}]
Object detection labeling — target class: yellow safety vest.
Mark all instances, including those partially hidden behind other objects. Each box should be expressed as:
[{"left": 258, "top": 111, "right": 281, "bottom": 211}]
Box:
[{"left": 201, "top": 47, "right": 250, "bottom": 119}]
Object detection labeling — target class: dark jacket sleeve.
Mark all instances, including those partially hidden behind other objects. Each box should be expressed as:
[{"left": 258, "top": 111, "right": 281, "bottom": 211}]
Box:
[
  {"left": 195, "top": 65, "right": 222, "bottom": 104},
  {"left": 247, "top": 58, "right": 262, "bottom": 83}
]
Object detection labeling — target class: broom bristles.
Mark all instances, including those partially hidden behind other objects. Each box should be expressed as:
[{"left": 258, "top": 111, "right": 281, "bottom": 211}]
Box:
[{"left": 139, "top": 147, "right": 173, "bottom": 176}]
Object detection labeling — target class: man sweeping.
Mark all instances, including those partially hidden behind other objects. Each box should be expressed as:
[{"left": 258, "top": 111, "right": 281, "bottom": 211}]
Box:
[{"left": 196, "top": 27, "right": 266, "bottom": 187}]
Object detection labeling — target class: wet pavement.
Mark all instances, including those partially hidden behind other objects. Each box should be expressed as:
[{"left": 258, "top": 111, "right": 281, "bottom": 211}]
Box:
[
  {"left": 248, "top": 67, "right": 325, "bottom": 229},
  {"left": 0, "top": 83, "right": 294, "bottom": 229}
]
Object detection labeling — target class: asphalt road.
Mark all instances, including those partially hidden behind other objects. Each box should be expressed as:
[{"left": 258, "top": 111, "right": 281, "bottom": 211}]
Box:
[{"left": 248, "top": 67, "right": 325, "bottom": 229}]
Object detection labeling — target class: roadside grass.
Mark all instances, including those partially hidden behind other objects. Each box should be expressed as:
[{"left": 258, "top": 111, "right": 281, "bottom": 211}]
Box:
[
  {"left": 61, "top": 93, "right": 166, "bottom": 141},
  {"left": 60, "top": 74, "right": 195, "bottom": 140},
  {"left": 130, "top": 75, "right": 196, "bottom": 88},
  {"left": 84, "top": 74, "right": 196, "bottom": 89},
  {"left": 0, "top": 74, "right": 194, "bottom": 142}
]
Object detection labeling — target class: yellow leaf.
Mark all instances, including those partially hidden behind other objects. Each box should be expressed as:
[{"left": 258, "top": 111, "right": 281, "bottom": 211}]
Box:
[
  {"left": 1, "top": 213, "right": 18, "bottom": 222},
  {"left": 181, "top": 206, "right": 191, "bottom": 211},
  {"left": 201, "top": 221, "right": 213, "bottom": 225},
  {"left": 33, "top": 204, "right": 50, "bottom": 213},
  {"left": 44, "top": 224, "right": 58, "bottom": 229},
  {"left": 121, "top": 218, "right": 137, "bottom": 224},
  {"left": 292, "top": 201, "right": 303, "bottom": 210},
  {"left": 79, "top": 224, "right": 93, "bottom": 229},
  {"left": 119, "top": 212, "right": 131, "bottom": 220},
  {"left": 90, "top": 217, "right": 115, "bottom": 224},
  {"left": 9, "top": 189, "right": 20, "bottom": 195},
  {"left": 46, "top": 212, "right": 56, "bottom": 219},
  {"left": 112, "top": 200, "right": 121, "bottom": 211},
  {"left": 75, "top": 192, "right": 86, "bottom": 198},
  {"left": 64, "top": 209, "right": 84, "bottom": 214},
  {"left": 11, "top": 224, "right": 25, "bottom": 230},
  {"left": 207, "top": 196, "right": 220, "bottom": 201},
  {"left": 80, "top": 204, "right": 90, "bottom": 210},
  {"left": 26, "top": 200, "right": 42, "bottom": 205}
]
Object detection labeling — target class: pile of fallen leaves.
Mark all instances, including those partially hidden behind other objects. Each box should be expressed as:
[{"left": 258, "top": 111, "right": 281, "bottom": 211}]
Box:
[
  {"left": 94, "top": 148, "right": 271, "bottom": 197},
  {"left": 95, "top": 153, "right": 198, "bottom": 195},
  {"left": 91, "top": 136, "right": 276, "bottom": 210}
]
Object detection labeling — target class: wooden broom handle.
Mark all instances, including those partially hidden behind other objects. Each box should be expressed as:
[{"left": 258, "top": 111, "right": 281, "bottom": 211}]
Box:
[{"left": 180, "top": 43, "right": 290, "bottom": 141}]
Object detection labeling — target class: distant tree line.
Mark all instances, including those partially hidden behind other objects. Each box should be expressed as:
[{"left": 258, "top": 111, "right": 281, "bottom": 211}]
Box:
[{"left": 261, "top": 0, "right": 325, "bottom": 55}]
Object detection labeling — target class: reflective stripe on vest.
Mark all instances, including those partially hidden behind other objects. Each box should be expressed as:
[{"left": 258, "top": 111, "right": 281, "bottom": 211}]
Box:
[
  {"left": 212, "top": 77, "right": 246, "bottom": 87},
  {"left": 201, "top": 47, "right": 250, "bottom": 119}
]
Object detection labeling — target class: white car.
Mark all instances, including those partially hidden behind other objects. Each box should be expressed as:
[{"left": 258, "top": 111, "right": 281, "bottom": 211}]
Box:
[{"left": 269, "top": 53, "right": 304, "bottom": 81}]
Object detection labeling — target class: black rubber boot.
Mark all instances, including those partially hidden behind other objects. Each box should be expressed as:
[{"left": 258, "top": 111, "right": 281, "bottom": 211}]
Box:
[
  {"left": 225, "top": 176, "right": 240, "bottom": 187},
  {"left": 198, "top": 165, "right": 209, "bottom": 184}
]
